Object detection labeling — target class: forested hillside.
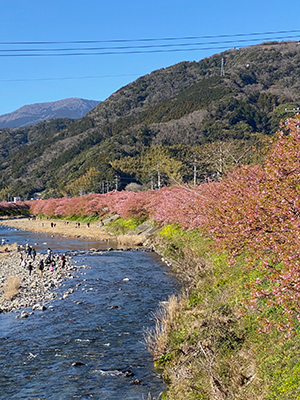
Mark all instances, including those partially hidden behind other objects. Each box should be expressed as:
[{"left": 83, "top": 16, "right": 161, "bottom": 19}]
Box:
[{"left": 1, "top": 40, "right": 300, "bottom": 199}]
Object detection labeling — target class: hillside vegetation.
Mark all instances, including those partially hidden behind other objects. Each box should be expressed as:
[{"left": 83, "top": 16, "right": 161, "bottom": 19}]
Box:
[{"left": 1, "top": 41, "right": 300, "bottom": 198}]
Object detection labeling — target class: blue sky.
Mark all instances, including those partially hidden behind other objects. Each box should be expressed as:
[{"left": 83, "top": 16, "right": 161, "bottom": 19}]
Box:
[{"left": 0, "top": 0, "right": 300, "bottom": 115}]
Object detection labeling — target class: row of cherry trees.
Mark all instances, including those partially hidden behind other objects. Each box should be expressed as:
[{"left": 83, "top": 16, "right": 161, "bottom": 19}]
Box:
[
  {"left": 204, "top": 117, "right": 300, "bottom": 336},
  {"left": 0, "top": 201, "right": 30, "bottom": 215},
  {"left": 7, "top": 115, "right": 300, "bottom": 335}
]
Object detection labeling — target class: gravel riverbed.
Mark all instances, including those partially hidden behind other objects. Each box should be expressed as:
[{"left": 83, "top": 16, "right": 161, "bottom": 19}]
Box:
[{"left": 0, "top": 244, "right": 86, "bottom": 315}]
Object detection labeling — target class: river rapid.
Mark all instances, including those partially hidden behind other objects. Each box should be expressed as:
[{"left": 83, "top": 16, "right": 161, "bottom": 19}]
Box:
[{"left": 0, "top": 225, "right": 178, "bottom": 400}]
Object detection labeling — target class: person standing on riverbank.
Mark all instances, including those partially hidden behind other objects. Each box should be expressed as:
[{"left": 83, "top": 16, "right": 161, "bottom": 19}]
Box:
[
  {"left": 61, "top": 254, "right": 66, "bottom": 268},
  {"left": 46, "top": 248, "right": 52, "bottom": 263},
  {"left": 38, "top": 259, "right": 44, "bottom": 278},
  {"left": 28, "top": 261, "right": 33, "bottom": 276},
  {"left": 50, "top": 259, "right": 56, "bottom": 272},
  {"left": 20, "top": 256, "right": 27, "bottom": 269},
  {"left": 26, "top": 245, "right": 32, "bottom": 259}
]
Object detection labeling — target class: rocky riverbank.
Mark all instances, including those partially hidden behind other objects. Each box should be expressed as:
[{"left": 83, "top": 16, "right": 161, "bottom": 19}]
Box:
[
  {"left": 0, "top": 243, "right": 87, "bottom": 316},
  {"left": 0, "top": 217, "right": 156, "bottom": 317}
]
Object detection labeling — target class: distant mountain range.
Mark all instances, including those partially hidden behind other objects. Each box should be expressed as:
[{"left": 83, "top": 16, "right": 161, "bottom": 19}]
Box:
[{"left": 0, "top": 98, "right": 101, "bottom": 128}]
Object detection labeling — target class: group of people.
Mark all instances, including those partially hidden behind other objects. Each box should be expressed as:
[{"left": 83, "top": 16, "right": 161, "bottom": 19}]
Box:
[
  {"left": 25, "top": 244, "right": 37, "bottom": 260},
  {"left": 20, "top": 246, "right": 67, "bottom": 278}
]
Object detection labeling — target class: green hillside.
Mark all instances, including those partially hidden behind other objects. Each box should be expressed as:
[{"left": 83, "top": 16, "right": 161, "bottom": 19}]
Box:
[{"left": 1, "top": 41, "right": 300, "bottom": 198}]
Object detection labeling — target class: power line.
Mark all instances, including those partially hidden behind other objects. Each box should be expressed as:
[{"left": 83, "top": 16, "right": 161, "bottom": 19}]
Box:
[
  {"left": 0, "top": 29, "right": 299, "bottom": 84},
  {"left": 1, "top": 29, "right": 299, "bottom": 45},
  {"left": 0, "top": 46, "right": 230, "bottom": 57},
  {"left": 0, "top": 34, "right": 297, "bottom": 83},
  {"left": 0, "top": 34, "right": 298, "bottom": 55},
  {"left": 0, "top": 41, "right": 298, "bottom": 58},
  {"left": 0, "top": 37, "right": 296, "bottom": 57},
  {"left": 0, "top": 73, "right": 139, "bottom": 83}
]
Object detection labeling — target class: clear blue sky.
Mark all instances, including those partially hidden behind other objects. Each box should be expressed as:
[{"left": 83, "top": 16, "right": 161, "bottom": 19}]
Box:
[{"left": 0, "top": 0, "right": 299, "bottom": 115}]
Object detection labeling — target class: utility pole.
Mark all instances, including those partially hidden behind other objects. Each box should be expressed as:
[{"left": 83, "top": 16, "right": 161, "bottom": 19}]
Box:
[
  {"left": 157, "top": 162, "right": 161, "bottom": 190},
  {"left": 99, "top": 182, "right": 105, "bottom": 194},
  {"left": 217, "top": 144, "right": 225, "bottom": 180},
  {"left": 114, "top": 175, "right": 119, "bottom": 191},
  {"left": 150, "top": 173, "right": 154, "bottom": 190},
  {"left": 192, "top": 160, "right": 197, "bottom": 186}
]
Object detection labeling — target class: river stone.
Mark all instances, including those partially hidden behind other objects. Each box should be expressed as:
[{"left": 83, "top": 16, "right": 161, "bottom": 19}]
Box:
[
  {"left": 20, "top": 311, "right": 29, "bottom": 318},
  {"left": 32, "top": 304, "right": 47, "bottom": 311},
  {"left": 130, "top": 378, "right": 142, "bottom": 385},
  {"left": 122, "top": 369, "right": 134, "bottom": 377}
]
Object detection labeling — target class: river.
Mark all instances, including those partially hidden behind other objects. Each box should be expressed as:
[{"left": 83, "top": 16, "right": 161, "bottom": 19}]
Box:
[{"left": 0, "top": 225, "right": 178, "bottom": 399}]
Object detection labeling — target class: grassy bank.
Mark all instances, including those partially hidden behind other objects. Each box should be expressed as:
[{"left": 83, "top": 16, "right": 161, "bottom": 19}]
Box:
[{"left": 145, "top": 224, "right": 300, "bottom": 400}]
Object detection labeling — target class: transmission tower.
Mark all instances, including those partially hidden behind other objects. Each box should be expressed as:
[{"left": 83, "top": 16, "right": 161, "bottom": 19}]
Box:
[{"left": 220, "top": 57, "right": 225, "bottom": 76}]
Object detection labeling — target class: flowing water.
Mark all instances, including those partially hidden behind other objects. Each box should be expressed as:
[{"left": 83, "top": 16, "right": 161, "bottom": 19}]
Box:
[{"left": 0, "top": 225, "right": 179, "bottom": 399}]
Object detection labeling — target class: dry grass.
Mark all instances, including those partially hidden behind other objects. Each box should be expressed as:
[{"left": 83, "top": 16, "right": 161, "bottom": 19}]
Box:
[
  {"left": 3, "top": 276, "right": 21, "bottom": 300},
  {"left": 144, "top": 294, "right": 181, "bottom": 360},
  {"left": 0, "top": 242, "right": 18, "bottom": 259},
  {"left": 117, "top": 233, "right": 145, "bottom": 246}
]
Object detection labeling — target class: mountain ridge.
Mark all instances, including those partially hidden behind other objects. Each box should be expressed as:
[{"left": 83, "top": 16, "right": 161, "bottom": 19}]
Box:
[
  {"left": 0, "top": 98, "right": 101, "bottom": 128},
  {"left": 1, "top": 41, "right": 300, "bottom": 198}
]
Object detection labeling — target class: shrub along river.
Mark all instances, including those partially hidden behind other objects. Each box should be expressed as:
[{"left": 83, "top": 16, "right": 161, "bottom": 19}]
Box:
[{"left": 0, "top": 225, "right": 179, "bottom": 400}]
